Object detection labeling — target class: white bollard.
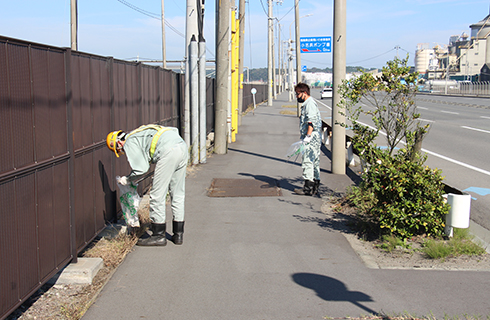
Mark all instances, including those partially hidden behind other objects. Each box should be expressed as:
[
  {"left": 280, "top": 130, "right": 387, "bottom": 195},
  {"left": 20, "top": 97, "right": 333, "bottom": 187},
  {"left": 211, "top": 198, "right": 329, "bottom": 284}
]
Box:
[{"left": 444, "top": 193, "right": 471, "bottom": 237}]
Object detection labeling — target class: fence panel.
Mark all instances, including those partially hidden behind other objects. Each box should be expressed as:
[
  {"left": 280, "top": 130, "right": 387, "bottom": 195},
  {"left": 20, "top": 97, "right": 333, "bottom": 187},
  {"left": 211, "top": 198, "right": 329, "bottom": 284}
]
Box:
[{"left": 0, "top": 36, "right": 194, "bottom": 320}]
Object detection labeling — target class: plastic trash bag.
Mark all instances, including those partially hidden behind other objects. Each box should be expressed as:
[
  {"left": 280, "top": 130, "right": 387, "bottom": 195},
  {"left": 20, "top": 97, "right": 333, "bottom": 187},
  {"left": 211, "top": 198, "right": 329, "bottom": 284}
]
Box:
[
  {"left": 286, "top": 140, "right": 305, "bottom": 162},
  {"left": 116, "top": 176, "right": 141, "bottom": 227}
]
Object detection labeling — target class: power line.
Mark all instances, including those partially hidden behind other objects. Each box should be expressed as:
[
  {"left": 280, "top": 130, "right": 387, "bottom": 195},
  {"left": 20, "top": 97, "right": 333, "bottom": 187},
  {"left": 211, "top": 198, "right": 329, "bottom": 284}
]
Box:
[
  {"left": 116, "top": 0, "right": 184, "bottom": 38},
  {"left": 259, "top": 0, "right": 269, "bottom": 17},
  {"left": 347, "top": 48, "right": 396, "bottom": 65}
]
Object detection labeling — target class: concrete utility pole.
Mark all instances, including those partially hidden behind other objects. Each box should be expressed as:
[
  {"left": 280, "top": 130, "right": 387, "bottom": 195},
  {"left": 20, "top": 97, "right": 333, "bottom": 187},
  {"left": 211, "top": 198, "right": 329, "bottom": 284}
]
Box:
[
  {"left": 198, "top": 1, "right": 206, "bottom": 163},
  {"left": 215, "top": 0, "right": 230, "bottom": 154},
  {"left": 272, "top": 19, "right": 277, "bottom": 99},
  {"left": 185, "top": 0, "right": 199, "bottom": 154},
  {"left": 331, "top": 0, "right": 346, "bottom": 175},
  {"left": 288, "top": 39, "right": 293, "bottom": 102},
  {"left": 267, "top": 0, "right": 273, "bottom": 106},
  {"left": 294, "top": 0, "right": 301, "bottom": 116},
  {"left": 70, "top": 0, "right": 78, "bottom": 50},
  {"left": 161, "top": 0, "right": 166, "bottom": 68},
  {"left": 237, "top": 0, "right": 245, "bottom": 126},
  {"left": 278, "top": 24, "right": 282, "bottom": 94},
  {"left": 190, "top": 35, "right": 199, "bottom": 165}
]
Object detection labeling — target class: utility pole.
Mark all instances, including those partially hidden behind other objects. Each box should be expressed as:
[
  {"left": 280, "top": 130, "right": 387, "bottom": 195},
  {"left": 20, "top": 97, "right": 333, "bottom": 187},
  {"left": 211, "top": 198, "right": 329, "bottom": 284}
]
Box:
[
  {"left": 331, "top": 0, "right": 346, "bottom": 175},
  {"left": 70, "top": 0, "right": 78, "bottom": 50},
  {"left": 161, "top": 0, "right": 166, "bottom": 68},
  {"left": 277, "top": 23, "right": 284, "bottom": 93},
  {"left": 288, "top": 39, "right": 293, "bottom": 102},
  {"left": 272, "top": 19, "right": 277, "bottom": 99},
  {"left": 215, "top": 0, "right": 230, "bottom": 154},
  {"left": 198, "top": 0, "right": 206, "bottom": 163},
  {"left": 237, "top": 0, "right": 246, "bottom": 126},
  {"left": 294, "top": 0, "right": 301, "bottom": 116},
  {"left": 267, "top": 0, "right": 273, "bottom": 106},
  {"left": 186, "top": 0, "right": 200, "bottom": 163}
]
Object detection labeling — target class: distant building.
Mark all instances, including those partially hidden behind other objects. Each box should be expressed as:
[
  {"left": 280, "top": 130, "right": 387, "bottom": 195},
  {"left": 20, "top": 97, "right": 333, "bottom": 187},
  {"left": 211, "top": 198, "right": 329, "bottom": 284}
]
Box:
[{"left": 415, "top": 13, "right": 490, "bottom": 81}]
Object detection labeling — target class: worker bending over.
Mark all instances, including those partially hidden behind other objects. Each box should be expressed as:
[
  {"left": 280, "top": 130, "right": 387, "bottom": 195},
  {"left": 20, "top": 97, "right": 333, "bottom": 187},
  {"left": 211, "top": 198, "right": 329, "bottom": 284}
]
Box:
[{"left": 106, "top": 124, "right": 188, "bottom": 246}]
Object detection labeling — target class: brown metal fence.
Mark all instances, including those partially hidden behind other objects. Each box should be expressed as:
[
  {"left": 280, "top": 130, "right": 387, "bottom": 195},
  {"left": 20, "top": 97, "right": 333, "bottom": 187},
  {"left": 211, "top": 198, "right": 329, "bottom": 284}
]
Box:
[{"left": 0, "top": 36, "right": 190, "bottom": 320}]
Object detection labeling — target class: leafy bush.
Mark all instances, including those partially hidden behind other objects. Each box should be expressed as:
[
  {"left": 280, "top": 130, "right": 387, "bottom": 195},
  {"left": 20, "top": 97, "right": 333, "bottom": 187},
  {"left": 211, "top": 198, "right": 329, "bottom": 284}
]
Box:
[
  {"left": 352, "top": 148, "right": 449, "bottom": 239},
  {"left": 340, "top": 56, "right": 449, "bottom": 240}
]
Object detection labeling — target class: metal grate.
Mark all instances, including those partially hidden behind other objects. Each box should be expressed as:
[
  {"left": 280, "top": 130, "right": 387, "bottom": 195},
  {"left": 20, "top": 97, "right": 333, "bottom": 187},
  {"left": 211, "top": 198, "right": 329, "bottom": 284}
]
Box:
[{"left": 208, "top": 178, "right": 282, "bottom": 197}]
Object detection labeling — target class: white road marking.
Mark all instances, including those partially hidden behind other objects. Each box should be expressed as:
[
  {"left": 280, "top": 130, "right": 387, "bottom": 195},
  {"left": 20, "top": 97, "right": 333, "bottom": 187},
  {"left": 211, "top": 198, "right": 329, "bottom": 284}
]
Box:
[
  {"left": 356, "top": 121, "right": 490, "bottom": 177},
  {"left": 461, "top": 126, "right": 490, "bottom": 134},
  {"left": 316, "top": 100, "right": 332, "bottom": 110},
  {"left": 481, "top": 116, "right": 490, "bottom": 120},
  {"left": 417, "top": 118, "right": 434, "bottom": 123},
  {"left": 441, "top": 110, "right": 459, "bottom": 115},
  {"left": 417, "top": 106, "right": 429, "bottom": 110}
]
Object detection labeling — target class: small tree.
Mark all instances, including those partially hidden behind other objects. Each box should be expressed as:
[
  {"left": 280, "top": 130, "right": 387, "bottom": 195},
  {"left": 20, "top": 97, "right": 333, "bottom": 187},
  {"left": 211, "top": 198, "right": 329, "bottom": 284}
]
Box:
[
  {"left": 339, "top": 55, "right": 425, "bottom": 158},
  {"left": 339, "top": 56, "right": 448, "bottom": 239}
]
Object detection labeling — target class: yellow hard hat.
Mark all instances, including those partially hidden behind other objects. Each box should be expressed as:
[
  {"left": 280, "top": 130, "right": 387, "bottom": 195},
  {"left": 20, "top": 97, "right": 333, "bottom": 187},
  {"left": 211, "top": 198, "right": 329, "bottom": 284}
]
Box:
[{"left": 106, "top": 130, "right": 122, "bottom": 157}]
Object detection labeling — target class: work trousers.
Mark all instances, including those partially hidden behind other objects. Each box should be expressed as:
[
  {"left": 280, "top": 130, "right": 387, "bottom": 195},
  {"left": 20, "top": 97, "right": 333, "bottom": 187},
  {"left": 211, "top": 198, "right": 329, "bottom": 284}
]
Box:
[
  {"left": 150, "top": 141, "right": 188, "bottom": 223},
  {"left": 302, "top": 133, "right": 321, "bottom": 182}
]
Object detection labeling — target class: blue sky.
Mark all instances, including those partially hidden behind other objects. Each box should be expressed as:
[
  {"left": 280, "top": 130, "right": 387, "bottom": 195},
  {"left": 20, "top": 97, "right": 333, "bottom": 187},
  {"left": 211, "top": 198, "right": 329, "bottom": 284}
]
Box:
[{"left": 0, "top": 0, "right": 489, "bottom": 70}]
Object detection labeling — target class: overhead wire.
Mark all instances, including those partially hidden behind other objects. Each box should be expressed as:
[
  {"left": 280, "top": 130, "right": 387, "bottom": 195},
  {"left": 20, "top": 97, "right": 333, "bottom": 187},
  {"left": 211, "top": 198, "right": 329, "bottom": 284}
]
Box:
[
  {"left": 116, "top": 0, "right": 184, "bottom": 38},
  {"left": 116, "top": 0, "right": 217, "bottom": 59},
  {"left": 346, "top": 47, "right": 396, "bottom": 65}
]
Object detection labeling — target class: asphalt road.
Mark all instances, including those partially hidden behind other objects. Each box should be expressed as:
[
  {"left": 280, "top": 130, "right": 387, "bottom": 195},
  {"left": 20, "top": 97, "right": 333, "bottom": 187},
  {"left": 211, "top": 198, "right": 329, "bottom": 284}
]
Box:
[{"left": 315, "top": 92, "right": 490, "bottom": 232}]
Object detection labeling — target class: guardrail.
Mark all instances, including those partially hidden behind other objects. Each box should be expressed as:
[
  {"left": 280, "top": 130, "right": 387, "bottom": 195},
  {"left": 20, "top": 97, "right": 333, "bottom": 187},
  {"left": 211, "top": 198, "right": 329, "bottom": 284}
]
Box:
[{"left": 427, "top": 81, "right": 490, "bottom": 96}]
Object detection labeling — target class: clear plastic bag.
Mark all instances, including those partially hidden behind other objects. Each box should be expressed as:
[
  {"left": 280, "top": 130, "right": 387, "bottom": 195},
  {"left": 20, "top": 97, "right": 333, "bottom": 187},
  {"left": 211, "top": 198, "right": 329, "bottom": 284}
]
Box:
[
  {"left": 116, "top": 176, "right": 141, "bottom": 227},
  {"left": 285, "top": 140, "right": 305, "bottom": 162}
]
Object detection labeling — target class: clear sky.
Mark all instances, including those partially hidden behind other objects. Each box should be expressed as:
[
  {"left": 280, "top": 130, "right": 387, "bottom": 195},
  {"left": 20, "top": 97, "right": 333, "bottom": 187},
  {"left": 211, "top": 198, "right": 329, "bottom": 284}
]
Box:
[{"left": 0, "top": 0, "right": 489, "bottom": 70}]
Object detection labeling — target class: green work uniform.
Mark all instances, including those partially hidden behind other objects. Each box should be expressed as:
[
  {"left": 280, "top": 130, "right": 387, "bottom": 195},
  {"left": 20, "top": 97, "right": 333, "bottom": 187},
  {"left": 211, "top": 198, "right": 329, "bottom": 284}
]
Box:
[
  {"left": 124, "top": 126, "right": 188, "bottom": 224},
  {"left": 299, "top": 97, "right": 322, "bottom": 182}
]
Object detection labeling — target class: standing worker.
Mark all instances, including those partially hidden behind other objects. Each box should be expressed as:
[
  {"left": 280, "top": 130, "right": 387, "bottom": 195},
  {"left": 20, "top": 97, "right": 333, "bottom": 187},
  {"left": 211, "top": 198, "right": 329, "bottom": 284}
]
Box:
[
  {"left": 106, "top": 124, "right": 188, "bottom": 246},
  {"left": 294, "top": 83, "right": 321, "bottom": 196}
]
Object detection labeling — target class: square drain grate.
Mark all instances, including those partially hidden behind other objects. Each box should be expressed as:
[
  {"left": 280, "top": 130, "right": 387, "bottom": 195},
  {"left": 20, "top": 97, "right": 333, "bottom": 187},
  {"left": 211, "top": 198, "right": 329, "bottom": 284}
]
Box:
[{"left": 207, "top": 178, "right": 282, "bottom": 197}]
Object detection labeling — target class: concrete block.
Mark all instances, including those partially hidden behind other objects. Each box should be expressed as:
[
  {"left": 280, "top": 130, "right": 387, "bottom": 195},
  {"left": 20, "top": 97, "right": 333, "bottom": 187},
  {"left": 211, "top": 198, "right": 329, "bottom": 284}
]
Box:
[{"left": 54, "top": 258, "right": 104, "bottom": 285}]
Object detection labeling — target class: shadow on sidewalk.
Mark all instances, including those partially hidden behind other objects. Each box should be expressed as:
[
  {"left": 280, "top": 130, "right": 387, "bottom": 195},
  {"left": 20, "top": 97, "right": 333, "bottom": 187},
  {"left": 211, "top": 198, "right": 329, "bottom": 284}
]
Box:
[{"left": 292, "top": 273, "right": 378, "bottom": 316}]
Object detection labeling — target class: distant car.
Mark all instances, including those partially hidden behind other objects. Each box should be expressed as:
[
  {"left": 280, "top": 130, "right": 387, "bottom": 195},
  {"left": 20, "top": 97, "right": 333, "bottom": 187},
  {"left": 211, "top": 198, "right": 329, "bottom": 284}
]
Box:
[{"left": 320, "top": 87, "right": 332, "bottom": 99}]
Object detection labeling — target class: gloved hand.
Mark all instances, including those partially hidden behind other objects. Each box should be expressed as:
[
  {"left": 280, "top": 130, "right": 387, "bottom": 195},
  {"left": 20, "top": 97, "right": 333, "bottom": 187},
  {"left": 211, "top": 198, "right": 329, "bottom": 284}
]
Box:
[
  {"left": 116, "top": 176, "right": 129, "bottom": 186},
  {"left": 303, "top": 134, "right": 312, "bottom": 144}
]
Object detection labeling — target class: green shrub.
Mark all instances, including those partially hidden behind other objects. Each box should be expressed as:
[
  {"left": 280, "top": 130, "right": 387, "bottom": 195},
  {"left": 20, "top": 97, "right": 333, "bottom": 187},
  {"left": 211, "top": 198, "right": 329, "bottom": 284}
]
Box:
[
  {"left": 340, "top": 56, "right": 449, "bottom": 240},
  {"left": 357, "top": 148, "right": 449, "bottom": 239}
]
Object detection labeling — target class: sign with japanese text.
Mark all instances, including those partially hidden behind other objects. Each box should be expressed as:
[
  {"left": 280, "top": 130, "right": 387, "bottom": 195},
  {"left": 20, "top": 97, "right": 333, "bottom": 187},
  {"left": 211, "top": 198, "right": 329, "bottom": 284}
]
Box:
[{"left": 300, "top": 36, "right": 331, "bottom": 53}]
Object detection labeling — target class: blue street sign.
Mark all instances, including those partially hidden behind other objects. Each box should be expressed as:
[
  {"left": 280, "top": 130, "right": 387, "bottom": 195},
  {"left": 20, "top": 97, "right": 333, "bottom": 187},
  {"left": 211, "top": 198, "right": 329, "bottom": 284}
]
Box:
[
  {"left": 300, "top": 36, "right": 331, "bottom": 53},
  {"left": 301, "top": 65, "right": 307, "bottom": 72}
]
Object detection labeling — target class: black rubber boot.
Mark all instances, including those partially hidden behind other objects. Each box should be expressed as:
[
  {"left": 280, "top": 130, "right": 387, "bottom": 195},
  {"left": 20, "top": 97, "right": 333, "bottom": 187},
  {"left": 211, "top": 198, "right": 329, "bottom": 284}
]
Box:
[
  {"left": 172, "top": 221, "right": 185, "bottom": 245},
  {"left": 294, "top": 180, "right": 315, "bottom": 196},
  {"left": 137, "top": 223, "right": 167, "bottom": 246},
  {"left": 312, "top": 179, "right": 320, "bottom": 195}
]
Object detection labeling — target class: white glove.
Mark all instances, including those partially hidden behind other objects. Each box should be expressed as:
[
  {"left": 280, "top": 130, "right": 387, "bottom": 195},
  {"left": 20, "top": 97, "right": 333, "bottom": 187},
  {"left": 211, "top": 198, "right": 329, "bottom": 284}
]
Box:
[
  {"left": 116, "top": 176, "right": 129, "bottom": 186},
  {"left": 303, "top": 134, "right": 312, "bottom": 143}
]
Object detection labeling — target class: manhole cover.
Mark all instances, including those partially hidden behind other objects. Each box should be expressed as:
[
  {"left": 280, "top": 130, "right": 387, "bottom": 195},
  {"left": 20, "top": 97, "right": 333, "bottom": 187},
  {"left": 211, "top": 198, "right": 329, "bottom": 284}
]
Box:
[{"left": 207, "top": 178, "right": 282, "bottom": 197}]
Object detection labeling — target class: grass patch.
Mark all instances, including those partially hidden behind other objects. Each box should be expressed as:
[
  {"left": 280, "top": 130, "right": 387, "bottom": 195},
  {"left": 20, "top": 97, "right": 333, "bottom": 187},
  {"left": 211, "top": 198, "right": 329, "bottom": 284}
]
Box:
[
  {"left": 377, "top": 235, "right": 411, "bottom": 253},
  {"left": 280, "top": 104, "right": 298, "bottom": 115},
  {"left": 422, "top": 228, "right": 486, "bottom": 260}
]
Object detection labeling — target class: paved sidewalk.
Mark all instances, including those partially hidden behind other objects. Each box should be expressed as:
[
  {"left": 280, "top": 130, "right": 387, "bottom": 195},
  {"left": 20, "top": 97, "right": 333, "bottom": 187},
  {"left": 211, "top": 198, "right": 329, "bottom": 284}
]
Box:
[{"left": 83, "top": 92, "right": 490, "bottom": 319}]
